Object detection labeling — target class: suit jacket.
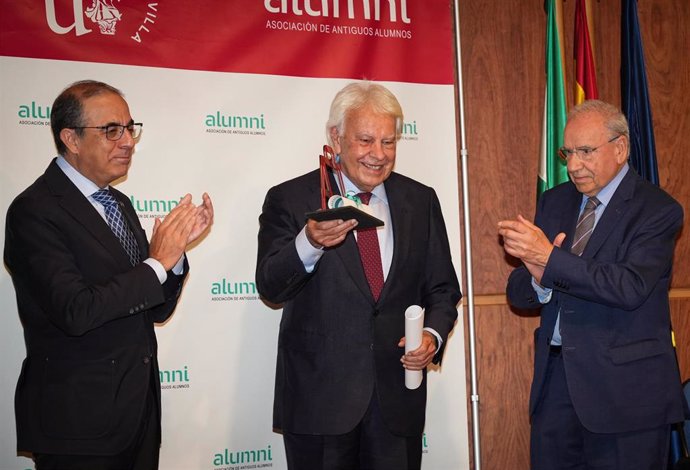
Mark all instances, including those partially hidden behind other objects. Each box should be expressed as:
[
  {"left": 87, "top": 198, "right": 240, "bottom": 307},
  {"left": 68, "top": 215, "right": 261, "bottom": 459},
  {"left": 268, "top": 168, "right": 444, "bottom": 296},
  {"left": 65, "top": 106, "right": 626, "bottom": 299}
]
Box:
[
  {"left": 4, "top": 159, "right": 187, "bottom": 455},
  {"left": 507, "top": 167, "right": 686, "bottom": 433},
  {"left": 256, "top": 170, "right": 461, "bottom": 437}
]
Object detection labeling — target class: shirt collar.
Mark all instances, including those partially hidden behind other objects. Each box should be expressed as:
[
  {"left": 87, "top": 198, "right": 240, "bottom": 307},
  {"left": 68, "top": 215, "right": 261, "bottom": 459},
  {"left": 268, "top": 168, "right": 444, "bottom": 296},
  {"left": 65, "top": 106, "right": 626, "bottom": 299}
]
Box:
[
  {"left": 584, "top": 162, "right": 629, "bottom": 208},
  {"left": 339, "top": 172, "right": 389, "bottom": 205},
  {"left": 56, "top": 155, "right": 102, "bottom": 197}
]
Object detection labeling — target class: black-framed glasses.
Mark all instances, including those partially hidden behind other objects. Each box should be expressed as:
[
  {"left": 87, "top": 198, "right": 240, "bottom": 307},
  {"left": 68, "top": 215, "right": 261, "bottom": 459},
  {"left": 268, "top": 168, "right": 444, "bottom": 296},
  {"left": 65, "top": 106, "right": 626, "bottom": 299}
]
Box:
[
  {"left": 70, "top": 122, "right": 143, "bottom": 141},
  {"left": 558, "top": 134, "right": 621, "bottom": 163}
]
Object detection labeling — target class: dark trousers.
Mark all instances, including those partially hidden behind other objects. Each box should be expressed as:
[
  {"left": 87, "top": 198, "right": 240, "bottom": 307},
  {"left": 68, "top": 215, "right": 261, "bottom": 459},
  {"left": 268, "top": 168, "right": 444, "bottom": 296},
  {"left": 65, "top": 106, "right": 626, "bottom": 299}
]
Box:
[
  {"left": 34, "top": 389, "right": 160, "bottom": 470},
  {"left": 283, "top": 390, "right": 422, "bottom": 470},
  {"left": 531, "top": 347, "right": 670, "bottom": 470}
]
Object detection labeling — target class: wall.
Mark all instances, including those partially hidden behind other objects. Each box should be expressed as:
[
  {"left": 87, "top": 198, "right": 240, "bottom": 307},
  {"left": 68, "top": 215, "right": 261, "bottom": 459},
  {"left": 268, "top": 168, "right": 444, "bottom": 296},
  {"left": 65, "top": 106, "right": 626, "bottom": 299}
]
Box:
[{"left": 457, "top": 1, "right": 690, "bottom": 468}]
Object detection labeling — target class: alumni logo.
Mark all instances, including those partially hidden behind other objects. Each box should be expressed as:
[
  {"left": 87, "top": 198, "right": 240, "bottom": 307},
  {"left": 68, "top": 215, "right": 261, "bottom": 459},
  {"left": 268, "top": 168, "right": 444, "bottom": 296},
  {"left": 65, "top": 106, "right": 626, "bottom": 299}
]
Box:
[
  {"left": 17, "top": 101, "right": 51, "bottom": 127},
  {"left": 205, "top": 111, "right": 267, "bottom": 136},
  {"left": 401, "top": 120, "right": 418, "bottom": 141},
  {"left": 159, "top": 365, "right": 191, "bottom": 391},
  {"left": 211, "top": 279, "right": 259, "bottom": 302},
  {"left": 130, "top": 195, "right": 181, "bottom": 219},
  {"left": 264, "top": 0, "right": 411, "bottom": 23},
  {"left": 264, "top": 0, "right": 413, "bottom": 39},
  {"left": 213, "top": 444, "right": 273, "bottom": 469}
]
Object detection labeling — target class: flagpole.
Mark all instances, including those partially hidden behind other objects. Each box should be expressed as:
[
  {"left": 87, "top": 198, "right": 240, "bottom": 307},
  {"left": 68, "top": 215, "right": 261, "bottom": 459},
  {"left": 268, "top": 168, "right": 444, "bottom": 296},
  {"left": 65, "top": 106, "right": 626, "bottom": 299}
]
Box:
[{"left": 451, "top": 1, "right": 481, "bottom": 468}]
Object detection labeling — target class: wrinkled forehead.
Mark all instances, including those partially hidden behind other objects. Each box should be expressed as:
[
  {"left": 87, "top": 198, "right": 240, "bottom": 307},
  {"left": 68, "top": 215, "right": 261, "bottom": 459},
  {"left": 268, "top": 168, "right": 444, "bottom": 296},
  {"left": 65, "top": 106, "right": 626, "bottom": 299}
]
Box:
[
  {"left": 343, "top": 106, "right": 396, "bottom": 133},
  {"left": 564, "top": 112, "right": 607, "bottom": 144}
]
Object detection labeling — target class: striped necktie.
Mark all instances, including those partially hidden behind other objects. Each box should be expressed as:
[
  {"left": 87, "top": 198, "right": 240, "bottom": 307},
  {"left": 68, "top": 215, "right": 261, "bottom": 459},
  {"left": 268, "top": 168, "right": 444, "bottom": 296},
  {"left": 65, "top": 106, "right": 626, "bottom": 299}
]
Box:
[
  {"left": 571, "top": 196, "right": 601, "bottom": 256},
  {"left": 551, "top": 196, "right": 602, "bottom": 346}
]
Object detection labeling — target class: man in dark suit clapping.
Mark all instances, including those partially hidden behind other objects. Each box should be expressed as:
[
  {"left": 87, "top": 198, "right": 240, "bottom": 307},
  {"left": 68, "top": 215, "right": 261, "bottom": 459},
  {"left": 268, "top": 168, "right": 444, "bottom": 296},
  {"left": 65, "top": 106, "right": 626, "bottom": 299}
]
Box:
[
  {"left": 4, "top": 80, "right": 213, "bottom": 470},
  {"left": 499, "top": 100, "right": 686, "bottom": 470}
]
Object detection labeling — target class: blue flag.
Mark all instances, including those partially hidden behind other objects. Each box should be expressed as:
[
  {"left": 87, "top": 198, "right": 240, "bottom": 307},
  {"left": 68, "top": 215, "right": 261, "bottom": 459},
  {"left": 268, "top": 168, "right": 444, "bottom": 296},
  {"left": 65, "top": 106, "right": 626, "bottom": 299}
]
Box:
[{"left": 621, "top": 0, "right": 659, "bottom": 185}]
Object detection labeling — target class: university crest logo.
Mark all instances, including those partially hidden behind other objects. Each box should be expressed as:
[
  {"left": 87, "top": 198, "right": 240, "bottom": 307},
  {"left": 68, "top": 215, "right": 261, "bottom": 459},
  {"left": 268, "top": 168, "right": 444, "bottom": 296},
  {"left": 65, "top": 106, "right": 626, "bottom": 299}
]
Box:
[
  {"left": 44, "top": 1, "right": 158, "bottom": 42},
  {"left": 45, "top": 0, "right": 123, "bottom": 36},
  {"left": 85, "top": 0, "right": 123, "bottom": 35}
]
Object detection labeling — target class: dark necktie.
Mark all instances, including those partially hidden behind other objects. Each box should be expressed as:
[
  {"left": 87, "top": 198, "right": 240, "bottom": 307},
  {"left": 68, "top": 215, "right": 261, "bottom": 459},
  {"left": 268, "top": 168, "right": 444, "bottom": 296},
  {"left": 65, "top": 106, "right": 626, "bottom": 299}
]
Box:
[
  {"left": 92, "top": 188, "right": 141, "bottom": 266},
  {"left": 570, "top": 196, "right": 601, "bottom": 256},
  {"left": 355, "top": 192, "right": 384, "bottom": 301}
]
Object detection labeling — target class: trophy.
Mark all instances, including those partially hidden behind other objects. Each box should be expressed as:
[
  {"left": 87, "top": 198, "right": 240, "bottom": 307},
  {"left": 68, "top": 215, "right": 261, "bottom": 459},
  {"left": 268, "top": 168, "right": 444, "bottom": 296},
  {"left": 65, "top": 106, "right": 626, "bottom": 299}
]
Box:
[{"left": 305, "top": 145, "right": 384, "bottom": 229}]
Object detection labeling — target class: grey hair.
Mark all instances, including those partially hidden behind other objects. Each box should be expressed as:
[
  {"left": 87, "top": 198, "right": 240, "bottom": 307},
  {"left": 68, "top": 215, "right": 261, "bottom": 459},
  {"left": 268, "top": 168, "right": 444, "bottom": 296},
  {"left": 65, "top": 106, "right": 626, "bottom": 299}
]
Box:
[
  {"left": 325, "top": 81, "right": 404, "bottom": 147},
  {"left": 568, "top": 99, "right": 630, "bottom": 155}
]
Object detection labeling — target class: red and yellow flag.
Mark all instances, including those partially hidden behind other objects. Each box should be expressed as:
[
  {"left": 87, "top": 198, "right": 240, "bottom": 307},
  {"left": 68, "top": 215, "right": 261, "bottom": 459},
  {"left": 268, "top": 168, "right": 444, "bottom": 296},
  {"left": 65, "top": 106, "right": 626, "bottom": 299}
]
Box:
[{"left": 574, "top": 0, "right": 598, "bottom": 104}]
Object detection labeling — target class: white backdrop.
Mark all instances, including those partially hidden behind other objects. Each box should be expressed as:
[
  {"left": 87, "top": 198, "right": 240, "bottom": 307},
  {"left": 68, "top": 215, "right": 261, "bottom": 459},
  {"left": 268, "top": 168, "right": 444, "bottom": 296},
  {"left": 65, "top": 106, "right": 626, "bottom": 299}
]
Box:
[{"left": 0, "top": 55, "right": 469, "bottom": 470}]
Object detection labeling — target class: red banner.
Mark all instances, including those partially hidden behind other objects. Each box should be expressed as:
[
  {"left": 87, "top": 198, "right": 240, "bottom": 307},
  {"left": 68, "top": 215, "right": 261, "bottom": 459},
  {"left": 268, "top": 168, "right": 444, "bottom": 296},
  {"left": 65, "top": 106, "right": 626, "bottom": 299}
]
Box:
[{"left": 0, "top": 0, "right": 454, "bottom": 84}]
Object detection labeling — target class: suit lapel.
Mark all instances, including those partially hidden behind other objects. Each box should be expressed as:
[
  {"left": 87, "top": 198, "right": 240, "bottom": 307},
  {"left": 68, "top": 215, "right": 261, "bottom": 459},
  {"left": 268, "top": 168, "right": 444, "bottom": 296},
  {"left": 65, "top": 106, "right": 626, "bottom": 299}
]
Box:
[
  {"left": 582, "top": 169, "right": 637, "bottom": 258},
  {"left": 562, "top": 189, "right": 584, "bottom": 253},
  {"left": 44, "top": 160, "right": 134, "bottom": 269},
  {"left": 378, "top": 174, "right": 409, "bottom": 303},
  {"left": 333, "top": 173, "right": 410, "bottom": 305},
  {"left": 327, "top": 169, "right": 374, "bottom": 303},
  {"left": 336, "top": 231, "right": 373, "bottom": 302}
]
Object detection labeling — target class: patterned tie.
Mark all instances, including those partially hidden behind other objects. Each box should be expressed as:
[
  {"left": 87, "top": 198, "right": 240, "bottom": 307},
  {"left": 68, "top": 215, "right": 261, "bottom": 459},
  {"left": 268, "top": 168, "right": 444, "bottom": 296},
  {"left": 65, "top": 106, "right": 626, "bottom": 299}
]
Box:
[
  {"left": 570, "top": 196, "right": 601, "bottom": 256},
  {"left": 552, "top": 196, "right": 602, "bottom": 345},
  {"left": 355, "top": 192, "right": 384, "bottom": 301},
  {"left": 92, "top": 188, "right": 141, "bottom": 266}
]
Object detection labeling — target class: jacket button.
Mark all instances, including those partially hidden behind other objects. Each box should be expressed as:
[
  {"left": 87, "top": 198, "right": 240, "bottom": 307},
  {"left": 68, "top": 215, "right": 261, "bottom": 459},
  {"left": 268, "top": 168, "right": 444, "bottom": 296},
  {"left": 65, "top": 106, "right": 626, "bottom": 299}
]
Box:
[
  {"left": 370, "top": 343, "right": 374, "bottom": 350},
  {"left": 143, "top": 356, "right": 150, "bottom": 364},
  {"left": 372, "top": 309, "right": 379, "bottom": 317}
]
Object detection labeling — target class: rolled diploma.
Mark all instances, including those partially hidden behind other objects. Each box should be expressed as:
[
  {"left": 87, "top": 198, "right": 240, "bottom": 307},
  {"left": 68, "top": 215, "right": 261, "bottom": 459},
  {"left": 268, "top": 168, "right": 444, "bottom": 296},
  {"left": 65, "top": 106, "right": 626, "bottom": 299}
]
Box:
[{"left": 404, "top": 305, "right": 425, "bottom": 389}]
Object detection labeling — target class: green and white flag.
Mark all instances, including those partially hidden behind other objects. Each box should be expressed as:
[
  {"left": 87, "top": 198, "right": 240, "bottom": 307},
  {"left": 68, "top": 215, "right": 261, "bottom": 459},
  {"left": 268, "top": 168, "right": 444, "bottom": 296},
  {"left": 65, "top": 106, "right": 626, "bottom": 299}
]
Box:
[{"left": 539, "top": 0, "right": 569, "bottom": 198}]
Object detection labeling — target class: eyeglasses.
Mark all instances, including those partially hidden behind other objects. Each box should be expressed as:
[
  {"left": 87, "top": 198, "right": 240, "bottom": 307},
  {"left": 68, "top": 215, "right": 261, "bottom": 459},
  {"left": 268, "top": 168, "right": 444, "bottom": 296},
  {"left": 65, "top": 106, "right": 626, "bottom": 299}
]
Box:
[
  {"left": 70, "top": 122, "right": 143, "bottom": 141},
  {"left": 558, "top": 134, "right": 621, "bottom": 162}
]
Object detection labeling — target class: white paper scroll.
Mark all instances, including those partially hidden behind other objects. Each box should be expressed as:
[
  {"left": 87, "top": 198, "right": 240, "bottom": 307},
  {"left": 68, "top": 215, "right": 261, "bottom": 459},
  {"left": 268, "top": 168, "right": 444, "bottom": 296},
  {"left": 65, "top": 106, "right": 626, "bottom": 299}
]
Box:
[{"left": 404, "top": 305, "right": 425, "bottom": 389}]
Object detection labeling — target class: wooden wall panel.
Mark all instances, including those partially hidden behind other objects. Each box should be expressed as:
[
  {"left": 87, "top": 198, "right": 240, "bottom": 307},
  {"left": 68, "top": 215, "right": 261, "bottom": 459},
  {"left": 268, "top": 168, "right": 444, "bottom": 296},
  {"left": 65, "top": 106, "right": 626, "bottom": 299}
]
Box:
[
  {"left": 456, "top": 1, "right": 690, "bottom": 468},
  {"left": 641, "top": 2, "right": 690, "bottom": 284},
  {"left": 467, "top": 306, "right": 538, "bottom": 469},
  {"left": 672, "top": 298, "right": 690, "bottom": 379},
  {"left": 457, "top": 0, "right": 546, "bottom": 293}
]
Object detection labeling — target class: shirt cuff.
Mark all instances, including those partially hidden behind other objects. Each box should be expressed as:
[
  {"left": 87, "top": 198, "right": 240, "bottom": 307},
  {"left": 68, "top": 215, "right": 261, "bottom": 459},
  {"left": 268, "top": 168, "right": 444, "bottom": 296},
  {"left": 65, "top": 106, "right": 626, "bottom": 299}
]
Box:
[
  {"left": 295, "top": 227, "right": 324, "bottom": 273},
  {"left": 531, "top": 277, "right": 553, "bottom": 304},
  {"left": 143, "top": 258, "right": 168, "bottom": 284},
  {"left": 171, "top": 254, "right": 185, "bottom": 275}
]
